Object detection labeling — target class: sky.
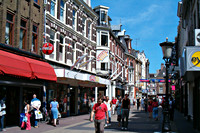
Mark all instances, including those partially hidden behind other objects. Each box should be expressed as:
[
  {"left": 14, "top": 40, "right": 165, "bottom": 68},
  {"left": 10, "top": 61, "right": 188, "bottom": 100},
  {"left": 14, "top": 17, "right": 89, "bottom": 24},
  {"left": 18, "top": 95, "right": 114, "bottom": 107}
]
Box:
[{"left": 91, "top": 0, "right": 180, "bottom": 73}]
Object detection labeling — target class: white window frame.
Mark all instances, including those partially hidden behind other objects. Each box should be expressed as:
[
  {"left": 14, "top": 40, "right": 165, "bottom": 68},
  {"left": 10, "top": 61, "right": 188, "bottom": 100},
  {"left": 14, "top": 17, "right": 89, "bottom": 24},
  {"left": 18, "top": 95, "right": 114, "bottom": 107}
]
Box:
[
  {"left": 72, "top": 9, "right": 77, "bottom": 30},
  {"left": 100, "top": 32, "right": 108, "bottom": 46},
  {"left": 49, "top": 29, "right": 56, "bottom": 60},
  {"left": 82, "top": 18, "right": 86, "bottom": 37},
  {"left": 50, "top": 0, "right": 57, "bottom": 18},
  {"left": 60, "top": 0, "right": 65, "bottom": 22},
  {"left": 88, "top": 22, "right": 91, "bottom": 40}
]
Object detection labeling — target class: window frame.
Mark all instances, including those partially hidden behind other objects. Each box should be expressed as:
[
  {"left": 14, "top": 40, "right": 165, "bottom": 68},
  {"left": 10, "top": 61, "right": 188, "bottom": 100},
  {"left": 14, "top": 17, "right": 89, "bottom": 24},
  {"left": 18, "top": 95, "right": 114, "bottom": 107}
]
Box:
[
  {"left": 101, "top": 32, "right": 108, "bottom": 46},
  {"left": 72, "top": 9, "right": 77, "bottom": 30},
  {"left": 50, "top": 0, "right": 56, "bottom": 17},
  {"left": 19, "top": 18, "right": 27, "bottom": 49},
  {"left": 82, "top": 17, "right": 86, "bottom": 36},
  {"left": 88, "top": 22, "right": 91, "bottom": 40},
  {"left": 49, "top": 29, "right": 56, "bottom": 60},
  {"left": 101, "top": 62, "right": 108, "bottom": 71},
  {"left": 32, "top": 24, "right": 38, "bottom": 53},
  {"left": 5, "top": 11, "right": 15, "bottom": 46},
  {"left": 60, "top": 0, "right": 65, "bottom": 22}
]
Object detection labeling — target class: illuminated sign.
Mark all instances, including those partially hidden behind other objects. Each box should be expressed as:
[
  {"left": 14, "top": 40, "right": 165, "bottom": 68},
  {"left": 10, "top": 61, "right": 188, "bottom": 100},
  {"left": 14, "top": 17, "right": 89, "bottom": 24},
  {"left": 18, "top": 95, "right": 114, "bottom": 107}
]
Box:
[{"left": 42, "top": 43, "right": 54, "bottom": 55}]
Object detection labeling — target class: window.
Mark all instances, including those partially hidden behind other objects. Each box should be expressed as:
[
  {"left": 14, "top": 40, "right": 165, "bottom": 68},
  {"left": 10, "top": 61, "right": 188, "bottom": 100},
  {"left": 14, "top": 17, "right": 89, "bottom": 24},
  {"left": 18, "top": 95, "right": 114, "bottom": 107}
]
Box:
[
  {"left": 82, "top": 18, "right": 86, "bottom": 36},
  {"left": 5, "top": 12, "right": 14, "bottom": 45},
  {"left": 59, "top": 45, "right": 63, "bottom": 61},
  {"left": 32, "top": 24, "right": 38, "bottom": 52},
  {"left": 72, "top": 9, "right": 76, "bottom": 30},
  {"left": 88, "top": 22, "right": 91, "bottom": 39},
  {"left": 101, "top": 11, "right": 107, "bottom": 22},
  {"left": 49, "top": 29, "right": 55, "bottom": 59},
  {"left": 50, "top": 0, "right": 56, "bottom": 16},
  {"left": 101, "top": 33, "right": 108, "bottom": 46},
  {"left": 159, "top": 87, "right": 163, "bottom": 93},
  {"left": 59, "top": 35, "right": 64, "bottom": 61},
  {"left": 19, "top": 19, "right": 27, "bottom": 49},
  {"left": 101, "top": 62, "right": 108, "bottom": 70},
  {"left": 60, "top": 0, "right": 64, "bottom": 22}
]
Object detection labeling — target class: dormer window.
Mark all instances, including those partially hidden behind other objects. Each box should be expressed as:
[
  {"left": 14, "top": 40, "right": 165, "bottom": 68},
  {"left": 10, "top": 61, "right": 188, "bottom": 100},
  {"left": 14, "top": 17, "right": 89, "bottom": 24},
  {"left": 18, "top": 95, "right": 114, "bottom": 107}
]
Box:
[{"left": 101, "top": 11, "right": 107, "bottom": 23}]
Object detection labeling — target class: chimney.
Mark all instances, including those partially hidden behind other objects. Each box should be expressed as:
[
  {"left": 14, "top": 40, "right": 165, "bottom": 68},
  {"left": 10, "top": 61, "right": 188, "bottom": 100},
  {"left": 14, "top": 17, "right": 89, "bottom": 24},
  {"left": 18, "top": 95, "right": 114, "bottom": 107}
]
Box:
[{"left": 161, "top": 63, "right": 164, "bottom": 70}]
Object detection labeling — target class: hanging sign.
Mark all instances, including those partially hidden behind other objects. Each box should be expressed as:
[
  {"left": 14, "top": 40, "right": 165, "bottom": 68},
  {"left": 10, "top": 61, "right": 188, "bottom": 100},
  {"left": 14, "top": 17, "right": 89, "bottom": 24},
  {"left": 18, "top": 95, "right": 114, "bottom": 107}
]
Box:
[{"left": 42, "top": 43, "right": 54, "bottom": 55}]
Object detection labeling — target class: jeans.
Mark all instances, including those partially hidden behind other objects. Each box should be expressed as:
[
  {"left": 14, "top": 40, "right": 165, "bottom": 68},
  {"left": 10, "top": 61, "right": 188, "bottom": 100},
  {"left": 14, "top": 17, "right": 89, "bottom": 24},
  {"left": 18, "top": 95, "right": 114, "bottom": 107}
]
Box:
[
  {"left": 105, "top": 111, "right": 111, "bottom": 123},
  {"left": 122, "top": 109, "right": 129, "bottom": 128},
  {"left": 0, "top": 115, "right": 5, "bottom": 130},
  {"left": 153, "top": 107, "right": 158, "bottom": 119}
]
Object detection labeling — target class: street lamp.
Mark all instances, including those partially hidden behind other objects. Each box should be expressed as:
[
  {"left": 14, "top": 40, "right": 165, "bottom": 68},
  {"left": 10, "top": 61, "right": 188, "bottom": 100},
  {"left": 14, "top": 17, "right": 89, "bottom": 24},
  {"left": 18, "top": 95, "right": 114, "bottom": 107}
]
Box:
[{"left": 159, "top": 37, "right": 174, "bottom": 132}]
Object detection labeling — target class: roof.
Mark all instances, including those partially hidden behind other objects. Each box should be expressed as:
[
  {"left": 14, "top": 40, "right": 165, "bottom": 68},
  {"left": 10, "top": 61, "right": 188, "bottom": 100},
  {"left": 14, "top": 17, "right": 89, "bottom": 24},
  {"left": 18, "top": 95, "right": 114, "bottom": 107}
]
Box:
[{"left": 111, "top": 24, "right": 122, "bottom": 31}]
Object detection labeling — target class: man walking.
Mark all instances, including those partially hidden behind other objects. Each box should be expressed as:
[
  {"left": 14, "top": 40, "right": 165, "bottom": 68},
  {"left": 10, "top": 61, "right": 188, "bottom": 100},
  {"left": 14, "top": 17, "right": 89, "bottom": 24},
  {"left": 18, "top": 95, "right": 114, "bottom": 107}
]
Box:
[
  {"left": 90, "top": 96, "right": 109, "bottom": 133},
  {"left": 111, "top": 97, "right": 117, "bottom": 115},
  {"left": 121, "top": 94, "right": 130, "bottom": 131}
]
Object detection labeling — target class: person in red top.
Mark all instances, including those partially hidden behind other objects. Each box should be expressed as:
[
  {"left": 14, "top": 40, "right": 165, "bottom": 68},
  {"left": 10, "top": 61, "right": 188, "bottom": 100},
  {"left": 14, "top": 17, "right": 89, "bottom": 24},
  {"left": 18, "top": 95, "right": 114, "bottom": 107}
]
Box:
[
  {"left": 111, "top": 97, "right": 117, "bottom": 115},
  {"left": 91, "top": 96, "right": 109, "bottom": 133}
]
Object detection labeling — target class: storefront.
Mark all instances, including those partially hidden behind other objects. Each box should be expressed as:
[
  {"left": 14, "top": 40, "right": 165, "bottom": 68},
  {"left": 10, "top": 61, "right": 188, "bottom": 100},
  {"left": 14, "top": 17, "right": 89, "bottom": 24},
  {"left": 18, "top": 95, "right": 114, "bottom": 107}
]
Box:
[
  {"left": 54, "top": 68, "right": 110, "bottom": 116},
  {"left": 0, "top": 49, "right": 57, "bottom": 126}
]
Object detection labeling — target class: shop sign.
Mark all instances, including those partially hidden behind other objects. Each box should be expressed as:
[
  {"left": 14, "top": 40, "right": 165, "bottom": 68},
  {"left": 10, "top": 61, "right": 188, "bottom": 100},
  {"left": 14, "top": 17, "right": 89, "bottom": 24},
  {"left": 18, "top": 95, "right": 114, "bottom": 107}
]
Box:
[
  {"left": 42, "top": 43, "right": 54, "bottom": 55},
  {"left": 89, "top": 75, "right": 99, "bottom": 82}
]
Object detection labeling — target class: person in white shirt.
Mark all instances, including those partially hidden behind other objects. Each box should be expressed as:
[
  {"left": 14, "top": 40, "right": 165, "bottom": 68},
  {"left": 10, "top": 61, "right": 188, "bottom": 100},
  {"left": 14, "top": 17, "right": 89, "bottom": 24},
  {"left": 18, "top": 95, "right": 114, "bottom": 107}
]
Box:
[{"left": 0, "top": 99, "right": 6, "bottom": 132}]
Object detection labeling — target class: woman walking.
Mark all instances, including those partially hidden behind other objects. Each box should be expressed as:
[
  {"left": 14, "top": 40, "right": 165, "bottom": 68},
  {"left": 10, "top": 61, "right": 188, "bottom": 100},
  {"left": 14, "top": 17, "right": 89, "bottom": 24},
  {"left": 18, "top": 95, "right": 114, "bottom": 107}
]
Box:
[
  {"left": 116, "top": 97, "right": 122, "bottom": 127},
  {"left": 50, "top": 98, "right": 59, "bottom": 127},
  {"left": 21, "top": 100, "right": 31, "bottom": 130}
]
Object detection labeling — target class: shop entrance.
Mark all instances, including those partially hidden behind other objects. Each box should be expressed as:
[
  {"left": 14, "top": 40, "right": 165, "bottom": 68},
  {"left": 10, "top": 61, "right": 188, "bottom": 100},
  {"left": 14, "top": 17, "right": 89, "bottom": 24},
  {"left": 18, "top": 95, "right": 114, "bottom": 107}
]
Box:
[{"left": 70, "top": 88, "right": 76, "bottom": 115}]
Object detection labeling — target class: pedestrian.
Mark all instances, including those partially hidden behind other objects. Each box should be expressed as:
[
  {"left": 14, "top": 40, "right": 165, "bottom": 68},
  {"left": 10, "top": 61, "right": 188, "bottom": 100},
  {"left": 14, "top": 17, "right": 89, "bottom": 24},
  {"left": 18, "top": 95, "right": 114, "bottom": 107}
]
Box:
[
  {"left": 141, "top": 97, "right": 144, "bottom": 110},
  {"left": 169, "top": 97, "right": 175, "bottom": 121},
  {"left": 50, "top": 98, "right": 59, "bottom": 127},
  {"left": 148, "top": 98, "right": 153, "bottom": 118},
  {"left": 0, "top": 99, "right": 6, "bottom": 132},
  {"left": 121, "top": 94, "right": 130, "bottom": 131},
  {"left": 89, "top": 98, "right": 96, "bottom": 120},
  {"left": 137, "top": 98, "right": 140, "bottom": 110},
  {"left": 152, "top": 98, "right": 159, "bottom": 121},
  {"left": 90, "top": 96, "right": 109, "bottom": 133},
  {"left": 21, "top": 100, "right": 31, "bottom": 130},
  {"left": 31, "top": 94, "right": 41, "bottom": 128},
  {"left": 144, "top": 97, "right": 148, "bottom": 112},
  {"left": 116, "top": 97, "right": 122, "bottom": 127},
  {"left": 104, "top": 96, "right": 112, "bottom": 126},
  {"left": 111, "top": 97, "right": 117, "bottom": 115}
]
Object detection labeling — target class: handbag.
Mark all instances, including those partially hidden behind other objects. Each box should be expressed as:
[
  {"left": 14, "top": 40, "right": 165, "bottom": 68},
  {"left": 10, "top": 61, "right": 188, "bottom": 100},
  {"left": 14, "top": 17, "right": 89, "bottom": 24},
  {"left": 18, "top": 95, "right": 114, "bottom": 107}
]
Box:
[
  {"left": 35, "top": 110, "right": 43, "bottom": 119},
  {"left": 0, "top": 111, "right": 2, "bottom": 116},
  {"left": 22, "top": 116, "right": 27, "bottom": 122}
]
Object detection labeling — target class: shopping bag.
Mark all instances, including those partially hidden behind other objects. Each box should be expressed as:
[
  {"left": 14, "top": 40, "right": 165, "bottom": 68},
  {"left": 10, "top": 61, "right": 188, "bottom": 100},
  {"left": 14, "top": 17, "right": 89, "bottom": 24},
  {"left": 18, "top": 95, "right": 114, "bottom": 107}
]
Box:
[
  {"left": 35, "top": 110, "right": 43, "bottom": 119},
  {"left": 22, "top": 116, "right": 27, "bottom": 122}
]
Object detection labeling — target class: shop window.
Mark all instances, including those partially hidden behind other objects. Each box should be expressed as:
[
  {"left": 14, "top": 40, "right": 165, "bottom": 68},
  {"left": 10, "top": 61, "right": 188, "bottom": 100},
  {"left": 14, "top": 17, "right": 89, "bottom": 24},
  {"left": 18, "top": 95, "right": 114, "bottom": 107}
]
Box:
[
  {"left": 5, "top": 12, "right": 14, "bottom": 45},
  {"left": 19, "top": 19, "right": 27, "bottom": 49},
  {"left": 60, "top": 0, "right": 64, "bottom": 22},
  {"left": 31, "top": 24, "right": 38, "bottom": 52},
  {"left": 101, "top": 62, "right": 108, "bottom": 70}
]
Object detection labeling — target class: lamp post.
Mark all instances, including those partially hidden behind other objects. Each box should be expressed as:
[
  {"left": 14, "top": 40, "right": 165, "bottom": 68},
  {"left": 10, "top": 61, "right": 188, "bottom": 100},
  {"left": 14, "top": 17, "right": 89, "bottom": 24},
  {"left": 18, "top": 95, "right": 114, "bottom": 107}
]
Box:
[{"left": 159, "top": 37, "right": 174, "bottom": 132}]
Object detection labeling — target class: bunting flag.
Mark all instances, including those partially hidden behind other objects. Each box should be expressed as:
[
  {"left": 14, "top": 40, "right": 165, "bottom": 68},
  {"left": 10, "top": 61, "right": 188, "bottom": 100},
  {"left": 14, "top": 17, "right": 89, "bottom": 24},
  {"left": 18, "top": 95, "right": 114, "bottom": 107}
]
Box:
[
  {"left": 78, "top": 57, "right": 95, "bottom": 68},
  {"left": 111, "top": 71, "right": 122, "bottom": 81},
  {"left": 70, "top": 54, "right": 87, "bottom": 70},
  {"left": 140, "top": 79, "right": 171, "bottom": 83},
  {"left": 109, "top": 68, "right": 119, "bottom": 79}
]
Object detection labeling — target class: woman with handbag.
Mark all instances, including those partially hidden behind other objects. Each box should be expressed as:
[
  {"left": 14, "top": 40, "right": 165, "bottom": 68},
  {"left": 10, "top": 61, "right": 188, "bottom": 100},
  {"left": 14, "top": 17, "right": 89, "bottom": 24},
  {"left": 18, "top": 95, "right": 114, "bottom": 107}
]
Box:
[
  {"left": 21, "top": 100, "right": 31, "bottom": 130},
  {"left": 50, "top": 98, "right": 59, "bottom": 127}
]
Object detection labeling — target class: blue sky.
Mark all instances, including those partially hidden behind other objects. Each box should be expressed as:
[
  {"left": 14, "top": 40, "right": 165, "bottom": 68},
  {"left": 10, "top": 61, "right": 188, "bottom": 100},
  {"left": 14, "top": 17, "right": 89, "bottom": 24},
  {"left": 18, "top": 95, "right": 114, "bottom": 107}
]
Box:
[{"left": 91, "top": 0, "right": 180, "bottom": 73}]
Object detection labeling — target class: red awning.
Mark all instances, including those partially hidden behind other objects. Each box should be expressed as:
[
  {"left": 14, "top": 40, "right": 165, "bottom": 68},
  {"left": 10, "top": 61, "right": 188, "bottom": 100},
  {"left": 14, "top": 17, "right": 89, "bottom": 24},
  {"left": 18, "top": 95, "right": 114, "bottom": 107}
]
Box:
[
  {"left": 0, "top": 50, "right": 57, "bottom": 81},
  {"left": 25, "top": 57, "right": 57, "bottom": 81},
  {"left": 0, "top": 50, "right": 32, "bottom": 78}
]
